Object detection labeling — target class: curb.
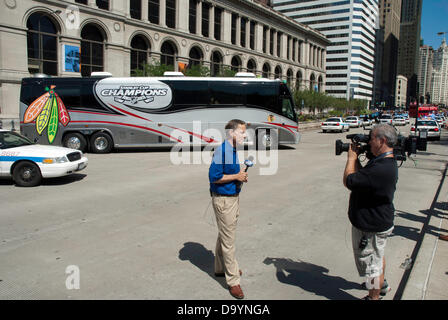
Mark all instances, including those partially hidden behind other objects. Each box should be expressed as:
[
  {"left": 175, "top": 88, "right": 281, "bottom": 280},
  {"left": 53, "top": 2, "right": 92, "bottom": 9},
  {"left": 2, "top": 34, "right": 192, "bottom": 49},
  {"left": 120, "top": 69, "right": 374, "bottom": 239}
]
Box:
[
  {"left": 401, "top": 163, "right": 448, "bottom": 300},
  {"left": 298, "top": 122, "right": 321, "bottom": 132}
]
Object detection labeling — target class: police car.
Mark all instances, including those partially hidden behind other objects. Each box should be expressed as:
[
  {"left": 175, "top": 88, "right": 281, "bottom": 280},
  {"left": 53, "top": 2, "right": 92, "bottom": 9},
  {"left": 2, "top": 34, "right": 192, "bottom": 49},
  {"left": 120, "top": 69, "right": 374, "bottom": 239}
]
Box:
[{"left": 0, "top": 130, "right": 88, "bottom": 187}]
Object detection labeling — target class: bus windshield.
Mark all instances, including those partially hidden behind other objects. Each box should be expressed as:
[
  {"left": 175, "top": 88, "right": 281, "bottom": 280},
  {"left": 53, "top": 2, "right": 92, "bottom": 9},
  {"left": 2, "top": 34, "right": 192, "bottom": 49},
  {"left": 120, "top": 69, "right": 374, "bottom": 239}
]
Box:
[{"left": 279, "top": 84, "right": 297, "bottom": 122}]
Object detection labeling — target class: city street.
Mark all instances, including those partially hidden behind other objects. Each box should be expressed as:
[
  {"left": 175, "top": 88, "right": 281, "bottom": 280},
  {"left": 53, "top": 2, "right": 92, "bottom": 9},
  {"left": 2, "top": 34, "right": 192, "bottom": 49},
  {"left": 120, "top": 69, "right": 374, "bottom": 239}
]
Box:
[{"left": 0, "top": 124, "right": 447, "bottom": 300}]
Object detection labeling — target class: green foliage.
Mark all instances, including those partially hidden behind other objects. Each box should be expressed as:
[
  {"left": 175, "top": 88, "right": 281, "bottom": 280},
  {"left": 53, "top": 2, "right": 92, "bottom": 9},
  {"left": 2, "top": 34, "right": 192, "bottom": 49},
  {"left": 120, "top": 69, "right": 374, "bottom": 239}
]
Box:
[
  {"left": 216, "top": 66, "right": 237, "bottom": 77},
  {"left": 184, "top": 64, "right": 210, "bottom": 77},
  {"left": 293, "top": 89, "right": 369, "bottom": 116},
  {"left": 132, "top": 59, "right": 174, "bottom": 77}
]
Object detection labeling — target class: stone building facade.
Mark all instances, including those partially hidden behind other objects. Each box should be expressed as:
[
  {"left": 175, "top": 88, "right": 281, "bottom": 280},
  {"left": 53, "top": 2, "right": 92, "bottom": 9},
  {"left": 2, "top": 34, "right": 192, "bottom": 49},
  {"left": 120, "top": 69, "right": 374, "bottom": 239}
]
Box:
[{"left": 0, "top": 0, "right": 329, "bottom": 128}]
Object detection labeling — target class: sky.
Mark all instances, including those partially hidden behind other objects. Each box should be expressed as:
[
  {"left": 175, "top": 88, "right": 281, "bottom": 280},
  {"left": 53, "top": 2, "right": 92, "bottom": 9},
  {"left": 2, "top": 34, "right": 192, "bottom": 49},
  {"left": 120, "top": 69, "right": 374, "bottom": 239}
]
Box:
[{"left": 420, "top": 0, "right": 448, "bottom": 49}]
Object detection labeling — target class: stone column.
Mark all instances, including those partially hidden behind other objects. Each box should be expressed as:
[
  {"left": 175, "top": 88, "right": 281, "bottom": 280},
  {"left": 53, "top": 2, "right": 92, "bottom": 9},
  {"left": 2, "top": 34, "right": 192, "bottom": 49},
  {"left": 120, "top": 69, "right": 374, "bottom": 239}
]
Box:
[
  {"left": 266, "top": 27, "right": 271, "bottom": 55},
  {"left": 236, "top": 15, "right": 241, "bottom": 47},
  {"left": 222, "top": 10, "right": 231, "bottom": 44},
  {"left": 196, "top": 0, "right": 202, "bottom": 36},
  {"left": 142, "top": 0, "right": 149, "bottom": 22},
  {"left": 273, "top": 31, "right": 277, "bottom": 57},
  {"left": 160, "top": 0, "right": 166, "bottom": 27},
  {"left": 255, "top": 23, "right": 263, "bottom": 53},
  {"left": 210, "top": 5, "right": 215, "bottom": 39},
  {"left": 177, "top": 0, "right": 189, "bottom": 33}
]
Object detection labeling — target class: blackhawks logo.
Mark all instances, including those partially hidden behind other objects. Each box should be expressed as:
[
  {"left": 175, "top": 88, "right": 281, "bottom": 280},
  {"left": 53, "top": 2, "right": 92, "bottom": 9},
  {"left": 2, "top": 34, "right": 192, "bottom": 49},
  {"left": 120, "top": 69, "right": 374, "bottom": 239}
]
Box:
[{"left": 23, "top": 85, "right": 70, "bottom": 144}]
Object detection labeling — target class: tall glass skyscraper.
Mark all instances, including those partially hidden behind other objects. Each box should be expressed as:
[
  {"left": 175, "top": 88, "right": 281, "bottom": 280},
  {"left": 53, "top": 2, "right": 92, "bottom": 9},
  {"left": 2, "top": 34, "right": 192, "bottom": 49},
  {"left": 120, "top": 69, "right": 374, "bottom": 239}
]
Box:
[{"left": 271, "top": 0, "right": 379, "bottom": 103}]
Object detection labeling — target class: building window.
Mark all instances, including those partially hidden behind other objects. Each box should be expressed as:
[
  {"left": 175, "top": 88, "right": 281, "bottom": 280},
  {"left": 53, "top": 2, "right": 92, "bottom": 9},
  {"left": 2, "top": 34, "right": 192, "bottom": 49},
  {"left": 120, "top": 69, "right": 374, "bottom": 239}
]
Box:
[
  {"left": 130, "top": 35, "right": 150, "bottom": 75},
  {"left": 75, "top": 0, "right": 88, "bottom": 4},
  {"left": 189, "top": 0, "right": 197, "bottom": 34},
  {"left": 249, "top": 21, "right": 255, "bottom": 50},
  {"left": 247, "top": 59, "right": 256, "bottom": 74},
  {"left": 26, "top": 12, "right": 59, "bottom": 76},
  {"left": 211, "top": 51, "right": 223, "bottom": 77},
  {"left": 80, "top": 24, "right": 105, "bottom": 77},
  {"left": 96, "top": 0, "right": 109, "bottom": 10},
  {"left": 277, "top": 32, "right": 282, "bottom": 58},
  {"left": 263, "top": 26, "right": 267, "bottom": 53},
  {"left": 296, "top": 71, "right": 303, "bottom": 90},
  {"left": 160, "top": 41, "right": 176, "bottom": 68},
  {"left": 287, "top": 69, "right": 293, "bottom": 86},
  {"left": 130, "top": 0, "right": 142, "bottom": 20},
  {"left": 214, "top": 7, "right": 222, "bottom": 41},
  {"left": 231, "top": 13, "right": 238, "bottom": 45},
  {"left": 231, "top": 56, "right": 242, "bottom": 72},
  {"left": 269, "top": 29, "right": 274, "bottom": 55},
  {"left": 262, "top": 63, "right": 270, "bottom": 78},
  {"left": 240, "top": 17, "right": 247, "bottom": 48},
  {"left": 188, "top": 46, "right": 203, "bottom": 67},
  {"left": 202, "top": 2, "right": 210, "bottom": 37},
  {"left": 287, "top": 36, "right": 291, "bottom": 60},
  {"left": 149, "top": 0, "right": 160, "bottom": 25},
  {"left": 166, "top": 0, "right": 176, "bottom": 29},
  {"left": 275, "top": 66, "right": 282, "bottom": 79}
]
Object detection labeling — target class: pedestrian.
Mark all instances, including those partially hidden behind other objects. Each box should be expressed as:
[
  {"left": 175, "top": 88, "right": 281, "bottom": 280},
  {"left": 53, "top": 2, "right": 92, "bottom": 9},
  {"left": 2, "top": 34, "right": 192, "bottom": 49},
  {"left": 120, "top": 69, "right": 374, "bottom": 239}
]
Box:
[
  {"left": 343, "top": 124, "right": 398, "bottom": 300},
  {"left": 208, "top": 119, "right": 248, "bottom": 299}
]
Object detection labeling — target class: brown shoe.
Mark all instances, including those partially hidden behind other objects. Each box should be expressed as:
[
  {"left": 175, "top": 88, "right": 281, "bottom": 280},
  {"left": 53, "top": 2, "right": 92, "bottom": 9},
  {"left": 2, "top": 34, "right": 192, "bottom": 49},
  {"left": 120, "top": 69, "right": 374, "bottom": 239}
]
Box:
[
  {"left": 229, "top": 285, "right": 244, "bottom": 299},
  {"left": 214, "top": 269, "right": 242, "bottom": 277},
  {"left": 439, "top": 234, "right": 448, "bottom": 241}
]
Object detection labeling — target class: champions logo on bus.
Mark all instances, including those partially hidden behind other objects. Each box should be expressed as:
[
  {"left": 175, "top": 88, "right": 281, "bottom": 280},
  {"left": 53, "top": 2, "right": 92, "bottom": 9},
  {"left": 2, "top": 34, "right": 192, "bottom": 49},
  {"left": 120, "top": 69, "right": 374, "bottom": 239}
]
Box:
[
  {"left": 100, "top": 86, "right": 169, "bottom": 105},
  {"left": 23, "top": 85, "right": 70, "bottom": 144}
]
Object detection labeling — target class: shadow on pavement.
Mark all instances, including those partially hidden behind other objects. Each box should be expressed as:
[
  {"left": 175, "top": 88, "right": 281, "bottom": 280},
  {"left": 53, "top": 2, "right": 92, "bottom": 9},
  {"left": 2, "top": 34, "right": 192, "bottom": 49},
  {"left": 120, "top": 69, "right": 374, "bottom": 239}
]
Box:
[
  {"left": 178, "top": 242, "right": 227, "bottom": 289},
  {"left": 263, "top": 257, "right": 359, "bottom": 300}
]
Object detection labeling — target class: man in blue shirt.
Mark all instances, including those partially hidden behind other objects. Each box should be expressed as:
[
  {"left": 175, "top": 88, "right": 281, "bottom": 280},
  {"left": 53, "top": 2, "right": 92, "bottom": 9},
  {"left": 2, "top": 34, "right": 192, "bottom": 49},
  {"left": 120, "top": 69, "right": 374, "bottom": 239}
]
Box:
[{"left": 209, "top": 119, "right": 248, "bottom": 299}]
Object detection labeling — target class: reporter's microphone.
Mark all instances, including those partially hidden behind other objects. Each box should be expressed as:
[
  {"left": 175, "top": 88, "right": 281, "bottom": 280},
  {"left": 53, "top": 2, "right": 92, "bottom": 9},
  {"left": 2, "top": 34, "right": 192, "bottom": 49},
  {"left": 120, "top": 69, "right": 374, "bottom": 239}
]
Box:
[{"left": 244, "top": 156, "right": 254, "bottom": 172}]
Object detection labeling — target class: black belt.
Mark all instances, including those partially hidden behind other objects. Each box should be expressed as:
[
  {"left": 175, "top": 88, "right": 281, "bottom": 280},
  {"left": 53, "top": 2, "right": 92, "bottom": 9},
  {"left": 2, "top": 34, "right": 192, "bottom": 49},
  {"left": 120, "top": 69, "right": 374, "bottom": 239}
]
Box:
[{"left": 211, "top": 192, "right": 239, "bottom": 197}]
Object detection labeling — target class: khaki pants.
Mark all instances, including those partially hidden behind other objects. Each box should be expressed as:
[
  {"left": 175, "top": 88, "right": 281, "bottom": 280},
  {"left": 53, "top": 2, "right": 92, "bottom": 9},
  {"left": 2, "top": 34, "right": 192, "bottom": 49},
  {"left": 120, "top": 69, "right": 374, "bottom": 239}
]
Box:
[{"left": 212, "top": 194, "right": 240, "bottom": 287}]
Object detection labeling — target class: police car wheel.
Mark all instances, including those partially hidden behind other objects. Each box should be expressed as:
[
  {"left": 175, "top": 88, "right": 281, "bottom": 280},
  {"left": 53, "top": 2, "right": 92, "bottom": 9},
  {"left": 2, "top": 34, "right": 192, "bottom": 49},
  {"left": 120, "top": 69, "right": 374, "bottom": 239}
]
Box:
[
  {"left": 13, "top": 161, "right": 42, "bottom": 187},
  {"left": 63, "top": 133, "right": 87, "bottom": 152},
  {"left": 90, "top": 132, "right": 113, "bottom": 154}
]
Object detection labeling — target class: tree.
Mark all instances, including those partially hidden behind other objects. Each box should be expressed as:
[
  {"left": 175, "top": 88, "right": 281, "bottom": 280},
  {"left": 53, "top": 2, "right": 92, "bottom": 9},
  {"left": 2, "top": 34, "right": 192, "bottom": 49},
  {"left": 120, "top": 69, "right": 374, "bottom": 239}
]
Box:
[
  {"left": 184, "top": 64, "right": 210, "bottom": 77},
  {"left": 132, "top": 59, "right": 174, "bottom": 77}
]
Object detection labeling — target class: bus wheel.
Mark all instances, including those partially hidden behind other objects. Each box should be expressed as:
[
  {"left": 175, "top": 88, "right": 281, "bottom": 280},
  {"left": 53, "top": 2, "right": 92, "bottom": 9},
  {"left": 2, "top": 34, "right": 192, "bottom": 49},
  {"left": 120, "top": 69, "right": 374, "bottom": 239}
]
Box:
[
  {"left": 90, "top": 132, "right": 113, "bottom": 153},
  {"left": 63, "top": 132, "right": 87, "bottom": 152},
  {"left": 13, "top": 161, "right": 42, "bottom": 187},
  {"left": 257, "top": 129, "right": 277, "bottom": 150}
]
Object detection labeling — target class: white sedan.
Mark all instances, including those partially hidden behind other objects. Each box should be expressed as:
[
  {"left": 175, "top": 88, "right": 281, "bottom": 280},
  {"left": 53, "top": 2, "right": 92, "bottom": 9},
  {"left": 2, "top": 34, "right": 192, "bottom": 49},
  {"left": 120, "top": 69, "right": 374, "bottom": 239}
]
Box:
[
  {"left": 345, "top": 116, "right": 362, "bottom": 128},
  {"left": 410, "top": 120, "right": 441, "bottom": 141},
  {"left": 392, "top": 116, "right": 406, "bottom": 126},
  {"left": 0, "top": 130, "right": 88, "bottom": 187},
  {"left": 321, "top": 117, "right": 350, "bottom": 133}
]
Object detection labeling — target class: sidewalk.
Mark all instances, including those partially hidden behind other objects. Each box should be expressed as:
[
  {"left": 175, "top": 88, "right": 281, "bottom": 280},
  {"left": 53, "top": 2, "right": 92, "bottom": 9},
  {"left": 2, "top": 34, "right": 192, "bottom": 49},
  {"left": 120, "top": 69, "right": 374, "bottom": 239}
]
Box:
[{"left": 401, "top": 164, "right": 448, "bottom": 300}]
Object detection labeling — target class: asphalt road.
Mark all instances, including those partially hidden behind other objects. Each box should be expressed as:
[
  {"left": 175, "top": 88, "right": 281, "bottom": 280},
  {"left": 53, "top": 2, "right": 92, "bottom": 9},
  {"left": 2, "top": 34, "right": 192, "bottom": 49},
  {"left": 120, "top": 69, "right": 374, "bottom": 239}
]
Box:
[{"left": 0, "top": 123, "right": 447, "bottom": 300}]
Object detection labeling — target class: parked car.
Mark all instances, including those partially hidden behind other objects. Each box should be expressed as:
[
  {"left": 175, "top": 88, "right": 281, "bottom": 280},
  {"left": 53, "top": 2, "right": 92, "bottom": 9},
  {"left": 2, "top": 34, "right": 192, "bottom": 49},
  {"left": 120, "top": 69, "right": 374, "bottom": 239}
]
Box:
[
  {"left": 345, "top": 116, "right": 362, "bottom": 128},
  {"left": 410, "top": 120, "right": 441, "bottom": 141},
  {"left": 379, "top": 114, "right": 393, "bottom": 125},
  {"left": 435, "top": 115, "right": 447, "bottom": 129},
  {"left": 321, "top": 117, "right": 350, "bottom": 133},
  {"left": 402, "top": 114, "right": 410, "bottom": 124},
  {"left": 359, "top": 115, "right": 372, "bottom": 126},
  {"left": 0, "top": 130, "right": 88, "bottom": 186},
  {"left": 392, "top": 116, "right": 406, "bottom": 126}
]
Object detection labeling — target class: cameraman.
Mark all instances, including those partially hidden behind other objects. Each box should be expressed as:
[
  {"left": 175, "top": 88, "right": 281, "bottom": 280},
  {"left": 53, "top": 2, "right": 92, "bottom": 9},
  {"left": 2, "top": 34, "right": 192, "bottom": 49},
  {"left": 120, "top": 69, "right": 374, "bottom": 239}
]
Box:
[{"left": 343, "top": 124, "right": 398, "bottom": 300}]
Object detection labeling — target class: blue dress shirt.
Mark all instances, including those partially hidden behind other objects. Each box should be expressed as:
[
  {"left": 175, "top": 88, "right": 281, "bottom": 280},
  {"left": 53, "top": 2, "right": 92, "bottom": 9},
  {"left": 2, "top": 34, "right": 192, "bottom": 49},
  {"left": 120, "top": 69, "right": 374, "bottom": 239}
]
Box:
[{"left": 209, "top": 140, "right": 241, "bottom": 195}]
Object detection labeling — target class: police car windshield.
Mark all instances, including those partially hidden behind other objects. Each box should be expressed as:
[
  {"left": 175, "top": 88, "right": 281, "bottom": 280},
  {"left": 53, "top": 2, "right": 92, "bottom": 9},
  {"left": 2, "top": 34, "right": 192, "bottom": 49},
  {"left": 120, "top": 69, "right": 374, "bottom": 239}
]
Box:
[
  {"left": 0, "top": 132, "right": 33, "bottom": 149},
  {"left": 417, "top": 121, "right": 437, "bottom": 126}
]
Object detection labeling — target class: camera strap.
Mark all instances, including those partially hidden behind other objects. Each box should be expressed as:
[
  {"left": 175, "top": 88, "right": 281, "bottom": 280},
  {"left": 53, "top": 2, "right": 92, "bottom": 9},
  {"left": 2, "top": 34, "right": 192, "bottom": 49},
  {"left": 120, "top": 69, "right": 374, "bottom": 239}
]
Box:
[{"left": 366, "top": 151, "right": 394, "bottom": 166}]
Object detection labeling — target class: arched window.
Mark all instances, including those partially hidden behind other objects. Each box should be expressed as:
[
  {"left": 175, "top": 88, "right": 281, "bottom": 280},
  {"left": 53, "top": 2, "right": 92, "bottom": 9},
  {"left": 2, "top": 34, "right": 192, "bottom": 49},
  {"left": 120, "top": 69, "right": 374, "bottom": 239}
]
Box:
[
  {"left": 296, "top": 71, "right": 303, "bottom": 91},
  {"left": 247, "top": 59, "right": 256, "bottom": 74},
  {"left": 27, "top": 12, "right": 59, "bottom": 75},
  {"left": 262, "top": 63, "right": 270, "bottom": 78},
  {"left": 318, "top": 76, "right": 323, "bottom": 93},
  {"left": 211, "top": 51, "right": 223, "bottom": 77},
  {"left": 188, "top": 46, "right": 203, "bottom": 67},
  {"left": 310, "top": 73, "right": 316, "bottom": 91},
  {"left": 231, "top": 56, "right": 242, "bottom": 72},
  {"left": 160, "top": 41, "right": 177, "bottom": 68},
  {"left": 81, "top": 24, "right": 105, "bottom": 77},
  {"left": 286, "top": 69, "right": 293, "bottom": 87},
  {"left": 130, "top": 35, "right": 151, "bottom": 75},
  {"left": 274, "top": 66, "right": 282, "bottom": 79}
]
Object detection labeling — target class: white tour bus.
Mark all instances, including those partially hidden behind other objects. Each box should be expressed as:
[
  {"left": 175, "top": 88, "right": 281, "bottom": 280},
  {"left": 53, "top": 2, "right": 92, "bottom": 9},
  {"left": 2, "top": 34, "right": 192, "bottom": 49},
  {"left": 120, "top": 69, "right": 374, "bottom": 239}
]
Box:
[{"left": 20, "top": 72, "right": 300, "bottom": 153}]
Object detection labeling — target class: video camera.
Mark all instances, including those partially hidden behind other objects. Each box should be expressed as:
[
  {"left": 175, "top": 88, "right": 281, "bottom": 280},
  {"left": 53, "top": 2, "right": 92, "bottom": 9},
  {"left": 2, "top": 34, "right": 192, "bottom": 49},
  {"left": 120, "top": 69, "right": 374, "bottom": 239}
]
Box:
[{"left": 335, "top": 132, "right": 427, "bottom": 162}]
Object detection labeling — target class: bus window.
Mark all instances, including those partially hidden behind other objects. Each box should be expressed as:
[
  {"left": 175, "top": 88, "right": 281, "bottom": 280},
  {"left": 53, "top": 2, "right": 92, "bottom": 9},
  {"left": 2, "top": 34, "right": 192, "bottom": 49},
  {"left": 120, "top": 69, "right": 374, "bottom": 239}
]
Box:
[
  {"left": 281, "top": 96, "right": 296, "bottom": 121},
  {"left": 246, "top": 83, "right": 278, "bottom": 113},
  {"left": 164, "top": 80, "right": 209, "bottom": 110},
  {"left": 209, "top": 83, "right": 246, "bottom": 105}
]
